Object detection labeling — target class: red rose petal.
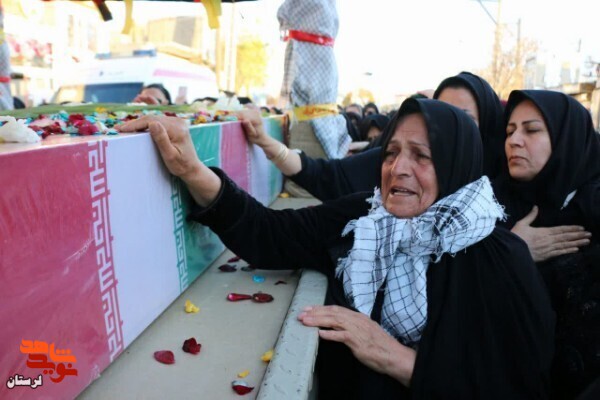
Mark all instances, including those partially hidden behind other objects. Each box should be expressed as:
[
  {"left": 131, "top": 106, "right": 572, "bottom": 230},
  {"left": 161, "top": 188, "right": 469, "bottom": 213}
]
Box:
[
  {"left": 182, "top": 338, "right": 201, "bottom": 354},
  {"left": 73, "top": 120, "right": 99, "bottom": 135},
  {"left": 228, "top": 256, "right": 241, "bottom": 263},
  {"left": 252, "top": 293, "right": 274, "bottom": 303},
  {"left": 218, "top": 264, "right": 237, "bottom": 272},
  {"left": 227, "top": 293, "right": 252, "bottom": 301},
  {"left": 154, "top": 350, "right": 175, "bottom": 364},
  {"left": 275, "top": 280, "right": 287, "bottom": 285},
  {"left": 232, "top": 380, "right": 254, "bottom": 395},
  {"left": 68, "top": 114, "right": 85, "bottom": 122}
]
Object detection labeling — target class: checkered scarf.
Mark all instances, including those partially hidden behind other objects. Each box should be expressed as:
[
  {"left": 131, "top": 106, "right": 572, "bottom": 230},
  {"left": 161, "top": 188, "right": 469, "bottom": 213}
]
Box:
[
  {"left": 336, "top": 176, "right": 505, "bottom": 345},
  {"left": 278, "top": 0, "right": 351, "bottom": 159}
]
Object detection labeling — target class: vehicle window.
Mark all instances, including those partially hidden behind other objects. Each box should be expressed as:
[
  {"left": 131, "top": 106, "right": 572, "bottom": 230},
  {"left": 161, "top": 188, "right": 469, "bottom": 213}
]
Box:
[
  {"left": 53, "top": 82, "right": 144, "bottom": 104},
  {"left": 84, "top": 83, "right": 144, "bottom": 103}
]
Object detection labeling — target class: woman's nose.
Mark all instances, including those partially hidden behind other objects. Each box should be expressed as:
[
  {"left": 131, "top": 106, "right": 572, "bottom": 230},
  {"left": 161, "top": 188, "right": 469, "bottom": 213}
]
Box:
[
  {"left": 391, "top": 154, "right": 411, "bottom": 176},
  {"left": 507, "top": 128, "right": 524, "bottom": 147}
]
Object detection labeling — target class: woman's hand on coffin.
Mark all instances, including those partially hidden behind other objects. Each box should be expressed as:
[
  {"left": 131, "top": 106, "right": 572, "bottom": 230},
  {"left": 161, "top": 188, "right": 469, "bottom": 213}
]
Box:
[
  {"left": 236, "top": 108, "right": 270, "bottom": 147},
  {"left": 298, "top": 305, "right": 416, "bottom": 387},
  {"left": 117, "top": 115, "right": 221, "bottom": 206}
]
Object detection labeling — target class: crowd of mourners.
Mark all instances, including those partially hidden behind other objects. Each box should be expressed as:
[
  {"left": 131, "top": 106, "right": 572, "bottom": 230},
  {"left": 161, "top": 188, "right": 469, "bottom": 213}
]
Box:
[{"left": 117, "top": 71, "right": 600, "bottom": 400}]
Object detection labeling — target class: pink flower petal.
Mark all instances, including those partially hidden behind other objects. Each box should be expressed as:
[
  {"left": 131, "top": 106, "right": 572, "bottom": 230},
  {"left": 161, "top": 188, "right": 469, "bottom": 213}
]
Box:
[
  {"left": 227, "top": 293, "right": 252, "bottom": 301},
  {"left": 154, "top": 350, "right": 175, "bottom": 364}
]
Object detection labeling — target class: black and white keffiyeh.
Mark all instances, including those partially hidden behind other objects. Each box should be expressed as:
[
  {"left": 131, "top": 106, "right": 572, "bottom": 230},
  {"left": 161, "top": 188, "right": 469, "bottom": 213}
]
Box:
[
  {"left": 277, "top": 0, "right": 351, "bottom": 159},
  {"left": 336, "top": 176, "right": 505, "bottom": 345}
]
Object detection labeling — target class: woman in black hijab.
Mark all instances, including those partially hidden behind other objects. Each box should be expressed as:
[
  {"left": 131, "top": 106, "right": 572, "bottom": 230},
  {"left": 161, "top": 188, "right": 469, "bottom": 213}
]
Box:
[
  {"left": 433, "top": 71, "right": 506, "bottom": 179},
  {"left": 342, "top": 111, "right": 362, "bottom": 142},
  {"left": 344, "top": 111, "right": 363, "bottom": 141},
  {"left": 363, "top": 102, "right": 379, "bottom": 117},
  {"left": 495, "top": 90, "right": 600, "bottom": 399},
  {"left": 119, "top": 99, "right": 555, "bottom": 399},
  {"left": 359, "top": 113, "right": 390, "bottom": 143}
]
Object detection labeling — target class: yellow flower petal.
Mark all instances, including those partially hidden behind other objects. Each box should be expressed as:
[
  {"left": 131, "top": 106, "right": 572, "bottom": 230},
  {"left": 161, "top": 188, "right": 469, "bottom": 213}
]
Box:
[
  {"left": 185, "top": 300, "right": 200, "bottom": 313},
  {"left": 260, "top": 349, "right": 273, "bottom": 362},
  {"left": 237, "top": 370, "right": 250, "bottom": 378}
]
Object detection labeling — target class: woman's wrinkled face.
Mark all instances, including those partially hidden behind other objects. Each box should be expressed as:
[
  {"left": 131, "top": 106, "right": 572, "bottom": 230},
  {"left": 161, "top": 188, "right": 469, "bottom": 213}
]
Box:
[
  {"left": 437, "top": 87, "right": 479, "bottom": 127},
  {"left": 381, "top": 113, "right": 439, "bottom": 218},
  {"left": 505, "top": 100, "right": 552, "bottom": 181}
]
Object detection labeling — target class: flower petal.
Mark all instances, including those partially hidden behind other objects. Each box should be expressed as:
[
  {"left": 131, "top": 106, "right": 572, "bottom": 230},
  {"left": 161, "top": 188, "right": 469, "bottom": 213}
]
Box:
[
  {"left": 184, "top": 300, "right": 200, "bottom": 313},
  {"left": 232, "top": 380, "right": 254, "bottom": 395},
  {"left": 154, "top": 350, "right": 175, "bottom": 365},
  {"left": 260, "top": 350, "right": 273, "bottom": 362},
  {"left": 252, "top": 293, "right": 274, "bottom": 303},
  {"left": 237, "top": 370, "right": 250, "bottom": 378},
  {"left": 182, "top": 338, "right": 202, "bottom": 355},
  {"left": 227, "top": 293, "right": 252, "bottom": 301}
]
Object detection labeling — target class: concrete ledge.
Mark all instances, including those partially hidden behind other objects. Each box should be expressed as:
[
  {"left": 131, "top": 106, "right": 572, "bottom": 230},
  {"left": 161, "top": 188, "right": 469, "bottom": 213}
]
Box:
[{"left": 257, "top": 269, "right": 327, "bottom": 400}]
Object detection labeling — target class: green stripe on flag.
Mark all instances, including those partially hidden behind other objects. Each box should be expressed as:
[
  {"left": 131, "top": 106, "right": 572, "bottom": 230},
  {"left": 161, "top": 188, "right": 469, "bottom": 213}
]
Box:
[
  {"left": 191, "top": 124, "right": 221, "bottom": 167},
  {"left": 266, "top": 118, "right": 284, "bottom": 201},
  {"left": 170, "top": 124, "right": 224, "bottom": 291}
]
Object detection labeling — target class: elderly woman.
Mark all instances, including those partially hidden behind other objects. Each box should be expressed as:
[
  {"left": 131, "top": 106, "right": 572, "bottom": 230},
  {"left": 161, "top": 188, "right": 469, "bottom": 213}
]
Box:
[
  {"left": 118, "top": 99, "right": 554, "bottom": 399},
  {"left": 494, "top": 90, "right": 600, "bottom": 399}
]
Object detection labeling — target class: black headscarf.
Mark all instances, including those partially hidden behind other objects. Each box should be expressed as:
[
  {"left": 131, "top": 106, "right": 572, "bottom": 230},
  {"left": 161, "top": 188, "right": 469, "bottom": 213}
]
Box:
[
  {"left": 344, "top": 111, "right": 363, "bottom": 141},
  {"left": 363, "top": 102, "right": 379, "bottom": 116},
  {"left": 380, "top": 98, "right": 483, "bottom": 198},
  {"left": 359, "top": 113, "right": 390, "bottom": 142},
  {"left": 342, "top": 111, "right": 362, "bottom": 142},
  {"left": 433, "top": 71, "right": 505, "bottom": 179},
  {"left": 496, "top": 90, "right": 600, "bottom": 230}
]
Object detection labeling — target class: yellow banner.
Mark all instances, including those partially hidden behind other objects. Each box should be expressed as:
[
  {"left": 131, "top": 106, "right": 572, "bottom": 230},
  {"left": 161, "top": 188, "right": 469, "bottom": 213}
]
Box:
[
  {"left": 121, "top": 0, "right": 133, "bottom": 34},
  {"left": 293, "top": 104, "right": 338, "bottom": 122}
]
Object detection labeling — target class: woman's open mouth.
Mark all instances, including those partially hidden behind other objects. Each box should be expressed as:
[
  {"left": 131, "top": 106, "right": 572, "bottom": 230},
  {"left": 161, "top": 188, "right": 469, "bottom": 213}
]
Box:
[{"left": 390, "top": 187, "right": 416, "bottom": 196}]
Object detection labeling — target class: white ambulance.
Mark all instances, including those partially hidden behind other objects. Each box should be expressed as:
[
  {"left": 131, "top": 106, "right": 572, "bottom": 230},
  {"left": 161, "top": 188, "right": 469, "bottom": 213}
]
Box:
[{"left": 52, "top": 50, "right": 220, "bottom": 104}]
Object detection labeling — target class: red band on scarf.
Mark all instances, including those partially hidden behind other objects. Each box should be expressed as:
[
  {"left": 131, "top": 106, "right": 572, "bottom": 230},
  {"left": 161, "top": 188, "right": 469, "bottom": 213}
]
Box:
[{"left": 284, "top": 30, "right": 334, "bottom": 47}]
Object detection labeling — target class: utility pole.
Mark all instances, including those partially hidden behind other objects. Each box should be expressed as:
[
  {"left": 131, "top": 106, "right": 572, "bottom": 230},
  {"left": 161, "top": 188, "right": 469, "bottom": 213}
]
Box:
[
  {"left": 491, "top": 0, "right": 503, "bottom": 88},
  {"left": 514, "top": 18, "right": 522, "bottom": 88}
]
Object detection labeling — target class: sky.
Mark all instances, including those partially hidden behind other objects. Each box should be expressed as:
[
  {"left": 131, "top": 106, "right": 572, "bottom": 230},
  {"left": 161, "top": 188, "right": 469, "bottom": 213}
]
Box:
[
  {"left": 228, "top": 0, "right": 600, "bottom": 102},
  {"left": 103, "top": 0, "right": 600, "bottom": 103}
]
